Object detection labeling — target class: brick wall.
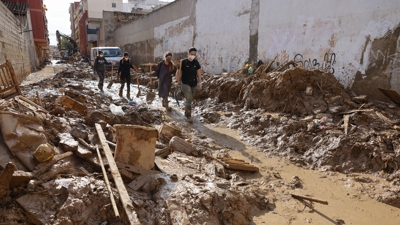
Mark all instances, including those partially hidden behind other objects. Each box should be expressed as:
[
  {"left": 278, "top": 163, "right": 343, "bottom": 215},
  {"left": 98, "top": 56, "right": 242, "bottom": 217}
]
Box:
[{"left": 0, "top": 1, "right": 35, "bottom": 83}]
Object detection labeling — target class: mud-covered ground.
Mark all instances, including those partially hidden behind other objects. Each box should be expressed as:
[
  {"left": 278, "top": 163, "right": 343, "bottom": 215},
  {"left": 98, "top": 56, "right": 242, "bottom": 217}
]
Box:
[{"left": 0, "top": 61, "right": 399, "bottom": 224}]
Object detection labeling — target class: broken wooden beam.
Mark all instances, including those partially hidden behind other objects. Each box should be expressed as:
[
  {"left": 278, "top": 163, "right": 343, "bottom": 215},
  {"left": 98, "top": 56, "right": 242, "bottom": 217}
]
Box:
[
  {"left": 291, "top": 193, "right": 329, "bottom": 205},
  {"left": 78, "top": 138, "right": 96, "bottom": 152},
  {"left": 95, "top": 123, "right": 141, "bottom": 225},
  {"left": 218, "top": 157, "right": 259, "bottom": 172},
  {"left": 263, "top": 54, "right": 278, "bottom": 73},
  {"left": 96, "top": 147, "right": 120, "bottom": 219},
  {"left": 60, "top": 95, "right": 87, "bottom": 114}
]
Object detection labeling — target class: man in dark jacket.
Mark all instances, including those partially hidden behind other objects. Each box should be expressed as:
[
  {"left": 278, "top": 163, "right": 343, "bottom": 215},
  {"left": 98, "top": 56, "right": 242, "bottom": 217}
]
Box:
[
  {"left": 117, "top": 52, "right": 137, "bottom": 99},
  {"left": 93, "top": 51, "right": 112, "bottom": 92}
]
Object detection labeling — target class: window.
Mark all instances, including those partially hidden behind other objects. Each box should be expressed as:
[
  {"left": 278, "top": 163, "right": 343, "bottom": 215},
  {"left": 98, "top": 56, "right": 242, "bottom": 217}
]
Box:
[{"left": 112, "top": 3, "right": 116, "bottom": 8}]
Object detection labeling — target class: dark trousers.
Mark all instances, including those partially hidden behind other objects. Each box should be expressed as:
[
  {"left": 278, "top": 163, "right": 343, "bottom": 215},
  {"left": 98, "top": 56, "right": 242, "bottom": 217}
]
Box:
[
  {"left": 120, "top": 75, "right": 131, "bottom": 94},
  {"left": 97, "top": 70, "right": 105, "bottom": 89}
]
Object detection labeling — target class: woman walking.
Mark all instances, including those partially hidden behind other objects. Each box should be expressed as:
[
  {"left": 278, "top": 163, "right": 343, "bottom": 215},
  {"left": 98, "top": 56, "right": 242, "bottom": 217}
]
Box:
[
  {"left": 175, "top": 47, "right": 202, "bottom": 122},
  {"left": 153, "top": 51, "right": 177, "bottom": 111}
]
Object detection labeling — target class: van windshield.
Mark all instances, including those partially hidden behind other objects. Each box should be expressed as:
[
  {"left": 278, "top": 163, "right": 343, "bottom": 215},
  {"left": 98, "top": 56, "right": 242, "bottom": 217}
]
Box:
[{"left": 101, "top": 49, "right": 122, "bottom": 57}]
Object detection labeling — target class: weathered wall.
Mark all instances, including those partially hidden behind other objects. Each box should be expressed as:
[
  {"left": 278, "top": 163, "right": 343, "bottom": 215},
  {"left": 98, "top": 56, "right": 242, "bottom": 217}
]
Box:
[
  {"left": 0, "top": 2, "right": 35, "bottom": 83},
  {"left": 194, "top": 0, "right": 252, "bottom": 72},
  {"left": 257, "top": 0, "right": 400, "bottom": 101},
  {"left": 115, "top": 0, "right": 192, "bottom": 64},
  {"left": 116, "top": 0, "right": 400, "bottom": 100}
]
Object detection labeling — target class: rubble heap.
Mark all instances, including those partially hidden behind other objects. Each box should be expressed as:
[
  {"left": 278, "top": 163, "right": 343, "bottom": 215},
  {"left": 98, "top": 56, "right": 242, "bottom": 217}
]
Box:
[
  {"left": 0, "top": 63, "right": 275, "bottom": 224},
  {"left": 195, "top": 66, "right": 400, "bottom": 207}
]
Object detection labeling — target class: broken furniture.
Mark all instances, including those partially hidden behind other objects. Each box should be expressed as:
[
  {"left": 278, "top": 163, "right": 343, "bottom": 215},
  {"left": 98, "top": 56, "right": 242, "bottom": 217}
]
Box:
[{"left": 0, "top": 60, "right": 22, "bottom": 99}]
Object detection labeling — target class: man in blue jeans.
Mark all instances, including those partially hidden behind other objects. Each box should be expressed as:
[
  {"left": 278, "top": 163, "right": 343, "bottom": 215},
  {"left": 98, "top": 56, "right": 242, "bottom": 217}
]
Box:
[{"left": 175, "top": 47, "right": 202, "bottom": 123}]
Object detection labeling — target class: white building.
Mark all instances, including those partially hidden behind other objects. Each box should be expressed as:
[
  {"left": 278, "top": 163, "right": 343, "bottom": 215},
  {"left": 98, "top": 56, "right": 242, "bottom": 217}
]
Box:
[{"left": 127, "top": 0, "right": 170, "bottom": 11}]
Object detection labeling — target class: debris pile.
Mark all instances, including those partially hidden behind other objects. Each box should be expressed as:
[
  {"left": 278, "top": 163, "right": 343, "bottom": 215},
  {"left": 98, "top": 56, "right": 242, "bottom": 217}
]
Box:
[
  {"left": 195, "top": 66, "right": 400, "bottom": 207},
  {"left": 0, "top": 63, "right": 276, "bottom": 224}
]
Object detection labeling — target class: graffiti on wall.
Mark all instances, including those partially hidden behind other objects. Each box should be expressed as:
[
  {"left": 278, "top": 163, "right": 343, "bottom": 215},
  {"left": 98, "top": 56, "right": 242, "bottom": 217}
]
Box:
[
  {"left": 293, "top": 52, "right": 336, "bottom": 74},
  {"left": 368, "top": 49, "right": 400, "bottom": 73}
]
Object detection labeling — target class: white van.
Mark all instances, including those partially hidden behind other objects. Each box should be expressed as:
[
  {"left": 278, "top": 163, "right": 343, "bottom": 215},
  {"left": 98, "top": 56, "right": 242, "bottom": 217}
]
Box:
[{"left": 90, "top": 47, "right": 122, "bottom": 68}]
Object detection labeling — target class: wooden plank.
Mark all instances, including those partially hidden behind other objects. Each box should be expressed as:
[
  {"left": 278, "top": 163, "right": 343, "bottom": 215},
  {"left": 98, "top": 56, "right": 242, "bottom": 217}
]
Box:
[
  {"left": 344, "top": 115, "right": 349, "bottom": 135},
  {"left": 95, "top": 123, "right": 141, "bottom": 225},
  {"left": 17, "top": 96, "right": 49, "bottom": 114},
  {"left": 225, "top": 164, "right": 259, "bottom": 172},
  {"left": 338, "top": 109, "right": 373, "bottom": 115},
  {"left": 291, "top": 193, "right": 329, "bottom": 205},
  {"left": 96, "top": 147, "right": 120, "bottom": 219},
  {"left": 61, "top": 96, "right": 87, "bottom": 114}
]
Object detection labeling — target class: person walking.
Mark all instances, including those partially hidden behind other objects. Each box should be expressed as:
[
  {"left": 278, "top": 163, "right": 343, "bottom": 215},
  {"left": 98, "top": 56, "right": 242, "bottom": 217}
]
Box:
[
  {"left": 117, "top": 52, "right": 137, "bottom": 99},
  {"left": 175, "top": 47, "right": 202, "bottom": 122},
  {"left": 93, "top": 51, "right": 111, "bottom": 92},
  {"left": 153, "top": 51, "right": 177, "bottom": 111}
]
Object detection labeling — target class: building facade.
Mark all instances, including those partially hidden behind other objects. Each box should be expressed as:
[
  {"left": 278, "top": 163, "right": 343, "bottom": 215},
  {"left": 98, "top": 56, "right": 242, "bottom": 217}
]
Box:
[
  {"left": 0, "top": 0, "right": 36, "bottom": 82},
  {"left": 72, "top": 0, "right": 123, "bottom": 56},
  {"left": 5, "top": 0, "right": 49, "bottom": 65}
]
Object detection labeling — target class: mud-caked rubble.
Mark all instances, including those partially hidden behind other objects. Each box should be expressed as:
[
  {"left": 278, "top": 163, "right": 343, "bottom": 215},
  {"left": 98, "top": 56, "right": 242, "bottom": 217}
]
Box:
[
  {"left": 0, "top": 63, "right": 277, "bottom": 224},
  {"left": 194, "top": 66, "right": 400, "bottom": 207}
]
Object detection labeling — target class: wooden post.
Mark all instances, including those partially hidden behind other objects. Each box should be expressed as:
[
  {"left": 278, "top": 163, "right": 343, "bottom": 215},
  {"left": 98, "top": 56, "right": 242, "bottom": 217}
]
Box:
[
  {"left": 96, "top": 147, "right": 120, "bottom": 219},
  {"left": 36, "top": 91, "right": 43, "bottom": 107},
  {"left": 291, "top": 193, "right": 329, "bottom": 205},
  {"left": 95, "top": 123, "right": 141, "bottom": 225}
]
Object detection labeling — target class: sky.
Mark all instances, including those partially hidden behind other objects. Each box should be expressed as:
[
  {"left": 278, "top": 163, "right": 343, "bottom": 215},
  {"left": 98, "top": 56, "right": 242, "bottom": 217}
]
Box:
[{"left": 44, "top": 0, "right": 174, "bottom": 46}]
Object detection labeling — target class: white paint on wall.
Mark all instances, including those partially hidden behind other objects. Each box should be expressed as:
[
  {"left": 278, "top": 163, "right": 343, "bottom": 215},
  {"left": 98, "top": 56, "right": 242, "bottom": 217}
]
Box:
[
  {"left": 154, "top": 16, "right": 193, "bottom": 60},
  {"left": 257, "top": 0, "right": 400, "bottom": 88},
  {"left": 194, "top": 0, "right": 252, "bottom": 74}
]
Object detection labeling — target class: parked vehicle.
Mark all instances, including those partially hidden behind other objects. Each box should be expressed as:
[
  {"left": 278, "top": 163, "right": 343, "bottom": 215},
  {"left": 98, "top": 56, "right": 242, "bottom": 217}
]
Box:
[{"left": 90, "top": 47, "right": 122, "bottom": 69}]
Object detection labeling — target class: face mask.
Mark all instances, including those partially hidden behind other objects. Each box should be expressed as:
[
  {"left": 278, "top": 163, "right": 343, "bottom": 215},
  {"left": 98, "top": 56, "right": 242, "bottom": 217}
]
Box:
[{"left": 188, "top": 55, "right": 195, "bottom": 60}]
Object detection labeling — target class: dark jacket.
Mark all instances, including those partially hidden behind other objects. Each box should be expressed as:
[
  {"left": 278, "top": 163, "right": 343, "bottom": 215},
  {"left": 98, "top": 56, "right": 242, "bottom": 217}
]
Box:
[
  {"left": 118, "top": 58, "right": 135, "bottom": 77},
  {"left": 181, "top": 58, "right": 201, "bottom": 87},
  {"left": 93, "top": 56, "right": 110, "bottom": 71}
]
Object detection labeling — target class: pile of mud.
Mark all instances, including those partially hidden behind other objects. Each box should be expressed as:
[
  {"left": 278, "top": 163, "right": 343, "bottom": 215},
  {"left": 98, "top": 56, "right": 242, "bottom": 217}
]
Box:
[
  {"left": 195, "top": 67, "right": 400, "bottom": 207},
  {"left": 197, "top": 67, "right": 353, "bottom": 115}
]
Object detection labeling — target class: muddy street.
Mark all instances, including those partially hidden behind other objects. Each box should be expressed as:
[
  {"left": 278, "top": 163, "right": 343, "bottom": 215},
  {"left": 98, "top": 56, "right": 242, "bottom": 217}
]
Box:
[{"left": 0, "top": 60, "right": 399, "bottom": 225}]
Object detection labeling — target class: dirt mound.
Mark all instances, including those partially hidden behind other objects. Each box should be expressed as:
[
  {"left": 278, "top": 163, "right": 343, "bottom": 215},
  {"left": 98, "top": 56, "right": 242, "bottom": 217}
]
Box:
[{"left": 197, "top": 67, "right": 353, "bottom": 116}]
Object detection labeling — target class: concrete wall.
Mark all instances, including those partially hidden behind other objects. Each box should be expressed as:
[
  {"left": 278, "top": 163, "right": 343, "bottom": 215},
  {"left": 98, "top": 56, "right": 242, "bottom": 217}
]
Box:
[
  {"left": 115, "top": 0, "right": 193, "bottom": 64},
  {"left": 115, "top": 0, "right": 400, "bottom": 100},
  {"left": 0, "top": 2, "right": 35, "bottom": 83},
  {"left": 99, "top": 11, "right": 115, "bottom": 46}
]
